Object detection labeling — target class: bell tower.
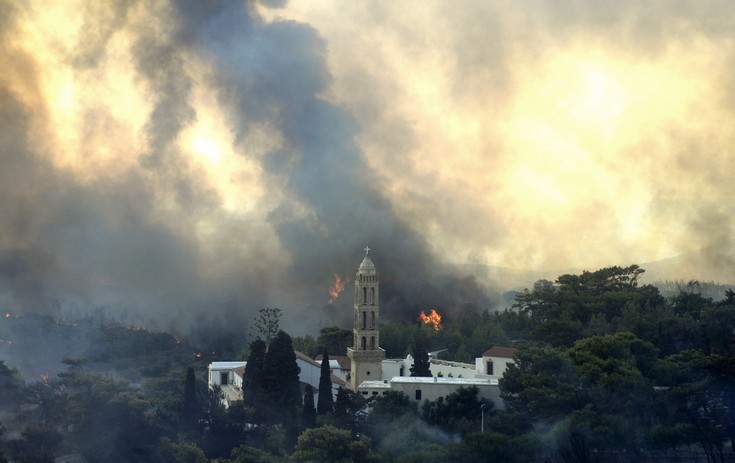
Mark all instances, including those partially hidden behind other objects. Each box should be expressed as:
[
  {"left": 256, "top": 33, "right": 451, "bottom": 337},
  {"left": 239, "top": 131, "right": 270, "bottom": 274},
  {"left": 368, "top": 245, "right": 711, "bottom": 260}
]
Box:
[{"left": 347, "top": 246, "right": 385, "bottom": 391}]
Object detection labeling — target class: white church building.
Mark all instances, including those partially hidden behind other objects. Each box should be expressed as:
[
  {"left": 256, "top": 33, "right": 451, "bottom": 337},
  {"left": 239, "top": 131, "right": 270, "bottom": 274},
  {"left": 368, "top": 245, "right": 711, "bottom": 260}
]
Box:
[
  {"left": 358, "top": 347, "right": 516, "bottom": 408},
  {"left": 209, "top": 248, "right": 517, "bottom": 409},
  {"left": 346, "top": 248, "right": 517, "bottom": 409}
]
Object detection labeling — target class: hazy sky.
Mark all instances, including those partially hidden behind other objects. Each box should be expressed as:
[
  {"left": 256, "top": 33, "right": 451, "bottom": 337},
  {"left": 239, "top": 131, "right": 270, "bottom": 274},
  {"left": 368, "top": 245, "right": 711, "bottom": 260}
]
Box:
[{"left": 1, "top": 0, "right": 733, "bottom": 332}]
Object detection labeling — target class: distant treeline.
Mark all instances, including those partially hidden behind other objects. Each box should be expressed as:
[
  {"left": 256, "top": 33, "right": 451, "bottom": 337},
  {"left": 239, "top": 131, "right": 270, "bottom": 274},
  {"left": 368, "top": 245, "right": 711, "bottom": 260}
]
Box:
[{"left": 653, "top": 279, "right": 734, "bottom": 300}]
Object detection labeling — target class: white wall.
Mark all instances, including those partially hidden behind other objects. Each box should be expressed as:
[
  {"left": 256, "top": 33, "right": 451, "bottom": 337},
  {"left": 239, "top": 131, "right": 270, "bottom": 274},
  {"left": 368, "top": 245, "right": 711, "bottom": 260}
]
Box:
[
  {"left": 296, "top": 358, "right": 321, "bottom": 390},
  {"left": 390, "top": 378, "right": 503, "bottom": 409},
  {"left": 381, "top": 355, "right": 477, "bottom": 381},
  {"left": 475, "top": 355, "right": 515, "bottom": 379}
]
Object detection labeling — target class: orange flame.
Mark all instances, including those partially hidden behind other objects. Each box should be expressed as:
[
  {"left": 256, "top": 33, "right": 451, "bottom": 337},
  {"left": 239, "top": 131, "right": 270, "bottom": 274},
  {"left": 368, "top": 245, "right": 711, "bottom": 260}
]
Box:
[
  {"left": 327, "top": 273, "right": 346, "bottom": 304},
  {"left": 418, "top": 309, "right": 442, "bottom": 331}
]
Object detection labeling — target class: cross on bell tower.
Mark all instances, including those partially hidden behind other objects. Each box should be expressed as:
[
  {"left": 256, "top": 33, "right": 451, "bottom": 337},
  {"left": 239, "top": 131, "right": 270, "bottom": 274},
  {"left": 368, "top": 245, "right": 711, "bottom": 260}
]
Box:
[{"left": 347, "top": 246, "right": 385, "bottom": 391}]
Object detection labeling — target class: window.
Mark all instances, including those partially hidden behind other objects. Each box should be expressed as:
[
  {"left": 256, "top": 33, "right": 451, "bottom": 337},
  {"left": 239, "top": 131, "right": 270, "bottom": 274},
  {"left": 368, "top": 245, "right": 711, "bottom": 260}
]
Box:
[
  {"left": 487, "top": 361, "right": 494, "bottom": 375},
  {"left": 371, "top": 311, "right": 375, "bottom": 329},
  {"left": 399, "top": 366, "right": 404, "bottom": 376},
  {"left": 415, "top": 389, "right": 422, "bottom": 401},
  {"left": 362, "top": 311, "right": 367, "bottom": 330},
  {"left": 370, "top": 336, "right": 375, "bottom": 349},
  {"left": 372, "top": 391, "right": 378, "bottom": 396},
  {"left": 370, "top": 287, "right": 376, "bottom": 304},
  {"left": 362, "top": 287, "right": 367, "bottom": 304},
  {"left": 361, "top": 337, "right": 366, "bottom": 350}
]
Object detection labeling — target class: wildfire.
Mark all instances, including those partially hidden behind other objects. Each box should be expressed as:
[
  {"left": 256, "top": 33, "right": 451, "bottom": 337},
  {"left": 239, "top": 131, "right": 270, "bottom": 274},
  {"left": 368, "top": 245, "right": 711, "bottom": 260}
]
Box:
[
  {"left": 418, "top": 309, "right": 442, "bottom": 331},
  {"left": 4, "top": 312, "right": 10, "bottom": 318},
  {"left": 41, "top": 373, "right": 50, "bottom": 385},
  {"left": 327, "top": 273, "right": 346, "bottom": 304}
]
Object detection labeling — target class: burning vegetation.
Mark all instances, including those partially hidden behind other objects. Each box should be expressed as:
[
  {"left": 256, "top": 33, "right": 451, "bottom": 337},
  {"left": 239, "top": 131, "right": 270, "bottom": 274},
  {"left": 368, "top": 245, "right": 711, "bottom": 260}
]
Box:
[
  {"left": 327, "top": 273, "right": 347, "bottom": 304},
  {"left": 418, "top": 309, "right": 442, "bottom": 331}
]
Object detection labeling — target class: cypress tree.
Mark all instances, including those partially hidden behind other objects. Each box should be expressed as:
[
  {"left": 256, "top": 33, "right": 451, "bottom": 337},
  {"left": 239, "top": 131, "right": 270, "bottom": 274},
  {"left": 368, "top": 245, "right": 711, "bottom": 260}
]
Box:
[
  {"left": 410, "top": 340, "right": 432, "bottom": 377},
  {"left": 303, "top": 384, "right": 317, "bottom": 429},
  {"left": 242, "top": 339, "right": 266, "bottom": 408},
  {"left": 262, "top": 330, "right": 302, "bottom": 445},
  {"left": 182, "top": 366, "right": 200, "bottom": 424},
  {"left": 317, "top": 349, "right": 334, "bottom": 415}
]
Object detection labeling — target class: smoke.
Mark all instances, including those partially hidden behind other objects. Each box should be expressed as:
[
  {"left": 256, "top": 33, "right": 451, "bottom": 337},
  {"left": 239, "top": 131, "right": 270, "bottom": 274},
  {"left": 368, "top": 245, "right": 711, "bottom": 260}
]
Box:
[
  {"left": 0, "top": 0, "right": 493, "bottom": 344},
  {"left": 273, "top": 1, "right": 735, "bottom": 281},
  {"left": 2, "top": 0, "right": 734, "bottom": 352}
]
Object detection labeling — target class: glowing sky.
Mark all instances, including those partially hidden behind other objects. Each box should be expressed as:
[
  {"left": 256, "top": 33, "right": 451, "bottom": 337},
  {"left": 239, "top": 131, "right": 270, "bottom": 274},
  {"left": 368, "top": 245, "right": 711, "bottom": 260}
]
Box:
[
  {"left": 267, "top": 1, "right": 735, "bottom": 270},
  {"left": 1, "top": 0, "right": 733, "bottom": 330}
]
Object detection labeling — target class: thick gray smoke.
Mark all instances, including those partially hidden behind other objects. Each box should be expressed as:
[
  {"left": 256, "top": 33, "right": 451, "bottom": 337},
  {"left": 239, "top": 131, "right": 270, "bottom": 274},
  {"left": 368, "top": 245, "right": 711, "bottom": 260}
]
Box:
[{"left": 0, "top": 0, "right": 494, "bottom": 345}]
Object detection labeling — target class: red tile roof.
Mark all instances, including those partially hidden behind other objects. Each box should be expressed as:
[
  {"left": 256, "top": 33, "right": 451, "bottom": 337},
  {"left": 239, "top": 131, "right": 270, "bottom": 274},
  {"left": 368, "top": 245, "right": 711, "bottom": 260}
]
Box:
[{"left": 482, "top": 346, "right": 517, "bottom": 358}]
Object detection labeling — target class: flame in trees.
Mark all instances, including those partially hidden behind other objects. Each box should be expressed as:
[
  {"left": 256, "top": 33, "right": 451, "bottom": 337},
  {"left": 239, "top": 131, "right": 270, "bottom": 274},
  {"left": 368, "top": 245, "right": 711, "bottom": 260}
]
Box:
[
  {"left": 418, "top": 309, "right": 442, "bottom": 331},
  {"left": 328, "top": 273, "right": 346, "bottom": 304}
]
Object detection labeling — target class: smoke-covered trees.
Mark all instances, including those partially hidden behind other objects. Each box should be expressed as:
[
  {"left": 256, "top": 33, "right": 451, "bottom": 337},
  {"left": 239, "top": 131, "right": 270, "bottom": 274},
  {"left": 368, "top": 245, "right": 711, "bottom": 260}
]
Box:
[
  {"left": 0, "top": 264, "right": 733, "bottom": 461},
  {"left": 316, "top": 326, "right": 352, "bottom": 356},
  {"left": 493, "top": 266, "right": 735, "bottom": 461},
  {"left": 422, "top": 386, "right": 493, "bottom": 436},
  {"left": 292, "top": 425, "right": 379, "bottom": 463},
  {"left": 0, "top": 361, "right": 23, "bottom": 408}
]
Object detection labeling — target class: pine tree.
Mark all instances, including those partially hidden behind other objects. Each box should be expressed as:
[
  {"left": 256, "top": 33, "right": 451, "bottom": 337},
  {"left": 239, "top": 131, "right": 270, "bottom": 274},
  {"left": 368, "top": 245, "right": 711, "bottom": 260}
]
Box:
[
  {"left": 302, "top": 384, "right": 317, "bottom": 429},
  {"left": 410, "top": 341, "right": 432, "bottom": 377},
  {"left": 333, "top": 387, "right": 367, "bottom": 437},
  {"left": 317, "top": 349, "right": 334, "bottom": 415},
  {"left": 182, "top": 367, "right": 200, "bottom": 426},
  {"left": 250, "top": 308, "right": 282, "bottom": 345}
]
